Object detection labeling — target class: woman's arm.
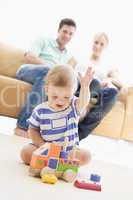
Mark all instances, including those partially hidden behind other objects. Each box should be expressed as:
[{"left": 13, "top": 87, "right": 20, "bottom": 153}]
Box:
[
  {"left": 28, "top": 127, "right": 45, "bottom": 147},
  {"left": 107, "top": 69, "right": 124, "bottom": 89}
]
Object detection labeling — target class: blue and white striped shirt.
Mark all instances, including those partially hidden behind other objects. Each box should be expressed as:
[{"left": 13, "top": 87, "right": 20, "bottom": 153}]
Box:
[{"left": 28, "top": 96, "right": 79, "bottom": 151}]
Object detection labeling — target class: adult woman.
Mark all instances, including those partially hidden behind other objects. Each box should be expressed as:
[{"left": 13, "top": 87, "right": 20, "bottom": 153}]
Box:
[
  {"left": 78, "top": 33, "right": 120, "bottom": 140},
  {"left": 90, "top": 32, "right": 123, "bottom": 89}
]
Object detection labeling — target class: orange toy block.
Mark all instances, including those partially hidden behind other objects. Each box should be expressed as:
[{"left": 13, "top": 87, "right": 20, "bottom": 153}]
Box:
[
  {"left": 30, "top": 155, "right": 48, "bottom": 169},
  {"left": 48, "top": 143, "right": 62, "bottom": 158}
]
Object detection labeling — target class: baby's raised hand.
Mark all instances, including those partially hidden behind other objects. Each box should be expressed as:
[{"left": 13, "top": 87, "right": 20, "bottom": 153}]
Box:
[{"left": 79, "top": 67, "right": 94, "bottom": 87}]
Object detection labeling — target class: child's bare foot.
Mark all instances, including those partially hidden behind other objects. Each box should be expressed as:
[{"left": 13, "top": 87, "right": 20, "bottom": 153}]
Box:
[{"left": 14, "top": 127, "right": 28, "bottom": 138}]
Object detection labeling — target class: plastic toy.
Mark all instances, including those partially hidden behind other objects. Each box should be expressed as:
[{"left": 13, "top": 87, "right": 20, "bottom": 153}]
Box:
[
  {"left": 74, "top": 173, "right": 101, "bottom": 191},
  {"left": 90, "top": 174, "right": 101, "bottom": 183},
  {"left": 41, "top": 174, "right": 58, "bottom": 184},
  {"left": 74, "top": 180, "right": 101, "bottom": 191},
  {"left": 29, "top": 138, "right": 79, "bottom": 184}
]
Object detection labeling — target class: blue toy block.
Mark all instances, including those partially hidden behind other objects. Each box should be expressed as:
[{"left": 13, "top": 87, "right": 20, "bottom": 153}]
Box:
[
  {"left": 48, "top": 158, "right": 59, "bottom": 169},
  {"left": 41, "top": 149, "right": 48, "bottom": 156},
  {"left": 90, "top": 174, "right": 101, "bottom": 183},
  {"left": 60, "top": 151, "right": 68, "bottom": 159}
]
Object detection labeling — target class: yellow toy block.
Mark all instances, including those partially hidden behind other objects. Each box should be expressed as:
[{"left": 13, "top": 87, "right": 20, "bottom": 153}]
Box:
[{"left": 41, "top": 174, "right": 58, "bottom": 184}]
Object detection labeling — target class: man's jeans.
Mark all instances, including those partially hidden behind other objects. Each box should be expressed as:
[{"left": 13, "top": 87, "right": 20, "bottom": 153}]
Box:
[{"left": 16, "top": 64, "right": 50, "bottom": 129}]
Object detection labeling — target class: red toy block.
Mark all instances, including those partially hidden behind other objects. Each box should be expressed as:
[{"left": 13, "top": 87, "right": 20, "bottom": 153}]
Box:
[{"left": 74, "top": 180, "right": 101, "bottom": 192}]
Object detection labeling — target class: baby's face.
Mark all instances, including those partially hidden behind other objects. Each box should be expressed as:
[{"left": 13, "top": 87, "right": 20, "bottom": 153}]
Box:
[{"left": 46, "top": 84, "right": 74, "bottom": 111}]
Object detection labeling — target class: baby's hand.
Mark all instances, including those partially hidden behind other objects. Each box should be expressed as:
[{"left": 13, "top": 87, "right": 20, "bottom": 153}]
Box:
[{"left": 79, "top": 67, "right": 94, "bottom": 87}]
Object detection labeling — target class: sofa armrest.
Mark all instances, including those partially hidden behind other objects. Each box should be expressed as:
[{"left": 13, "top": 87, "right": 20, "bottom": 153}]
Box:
[
  {"left": 117, "top": 86, "right": 128, "bottom": 104},
  {"left": 0, "top": 42, "right": 25, "bottom": 78},
  {"left": 0, "top": 75, "right": 31, "bottom": 118},
  {"left": 121, "top": 86, "right": 133, "bottom": 141}
]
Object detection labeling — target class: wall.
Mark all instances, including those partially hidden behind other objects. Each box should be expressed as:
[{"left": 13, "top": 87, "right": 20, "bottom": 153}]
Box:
[{"left": 0, "top": 0, "right": 132, "bottom": 84}]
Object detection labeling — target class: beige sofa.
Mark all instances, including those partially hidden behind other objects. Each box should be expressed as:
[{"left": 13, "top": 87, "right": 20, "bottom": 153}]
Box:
[{"left": 0, "top": 42, "right": 133, "bottom": 141}]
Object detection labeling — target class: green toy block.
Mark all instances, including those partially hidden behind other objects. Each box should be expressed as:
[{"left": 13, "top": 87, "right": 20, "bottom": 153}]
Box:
[{"left": 57, "top": 163, "right": 78, "bottom": 173}]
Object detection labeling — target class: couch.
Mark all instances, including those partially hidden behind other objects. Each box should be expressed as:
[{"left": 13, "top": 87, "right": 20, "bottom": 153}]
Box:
[{"left": 0, "top": 42, "right": 133, "bottom": 141}]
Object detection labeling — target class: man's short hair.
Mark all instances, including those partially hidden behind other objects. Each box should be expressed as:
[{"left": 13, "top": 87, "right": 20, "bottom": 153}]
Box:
[{"left": 58, "top": 18, "right": 76, "bottom": 30}]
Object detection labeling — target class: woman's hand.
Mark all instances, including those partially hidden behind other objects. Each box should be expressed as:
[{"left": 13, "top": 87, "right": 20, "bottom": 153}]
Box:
[{"left": 101, "top": 78, "right": 111, "bottom": 88}]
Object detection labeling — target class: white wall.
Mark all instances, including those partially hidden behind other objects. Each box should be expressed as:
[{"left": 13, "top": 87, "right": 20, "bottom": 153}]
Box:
[{"left": 0, "top": 0, "right": 133, "bottom": 84}]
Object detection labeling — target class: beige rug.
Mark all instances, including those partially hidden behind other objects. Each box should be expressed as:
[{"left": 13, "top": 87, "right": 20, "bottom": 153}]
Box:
[{"left": 0, "top": 134, "right": 133, "bottom": 200}]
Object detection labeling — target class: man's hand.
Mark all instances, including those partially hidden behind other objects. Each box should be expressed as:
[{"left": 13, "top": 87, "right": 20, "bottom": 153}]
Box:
[
  {"left": 24, "top": 52, "right": 45, "bottom": 64},
  {"left": 67, "top": 57, "right": 77, "bottom": 69}
]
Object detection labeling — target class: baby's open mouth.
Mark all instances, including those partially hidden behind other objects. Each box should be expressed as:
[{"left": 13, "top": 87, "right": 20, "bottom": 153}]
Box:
[{"left": 56, "top": 104, "right": 63, "bottom": 108}]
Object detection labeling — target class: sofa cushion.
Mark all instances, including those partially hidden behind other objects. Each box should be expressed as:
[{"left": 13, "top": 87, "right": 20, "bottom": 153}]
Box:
[{"left": 0, "top": 43, "right": 25, "bottom": 78}]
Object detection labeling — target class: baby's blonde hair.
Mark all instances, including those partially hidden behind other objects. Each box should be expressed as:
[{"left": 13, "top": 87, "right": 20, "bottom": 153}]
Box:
[{"left": 45, "top": 65, "right": 77, "bottom": 92}]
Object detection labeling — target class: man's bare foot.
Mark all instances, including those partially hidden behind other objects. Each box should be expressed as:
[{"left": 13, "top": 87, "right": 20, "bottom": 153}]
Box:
[{"left": 14, "top": 127, "right": 28, "bottom": 138}]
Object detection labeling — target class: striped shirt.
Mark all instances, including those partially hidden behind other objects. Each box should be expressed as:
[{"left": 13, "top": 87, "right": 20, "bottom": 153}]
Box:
[{"left": 28, "top": 96, "right": 80, "bottom": 152}]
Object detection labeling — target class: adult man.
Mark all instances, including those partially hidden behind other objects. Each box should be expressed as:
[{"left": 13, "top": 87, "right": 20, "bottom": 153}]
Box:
[
  {"left": 15, "top": 18, "right": 117, "bottom": 139},
  {"left": 15, "top": 18, "right": 77, "bottom": 136}
]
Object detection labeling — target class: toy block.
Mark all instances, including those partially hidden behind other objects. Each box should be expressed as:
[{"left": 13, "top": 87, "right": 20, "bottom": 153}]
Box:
[
  {"left": 41, "top": 149, "right": 48, "bottom": 156},
  {"left": 90, "top": 174, "right": 101, "bottom": 183},
  {"left": 74, "top": 180, "right": 101, "bottom": 191},
  {"left": 60, "top": 150, "right": 68, "bottom": 159},
  {"left": 29, "top": 167, "right": 41, "bottom": 177},
  {"left": 66, "top": 164, "right": 78, "bottom": 173},
  {"left": 57, "top": 162, "right": 78, "bottom": 173},
  {"left": 34, "top": 143, "right": 50, "bottom": 155},
  {"left": 30, "top": 155, "right": 48, "bottom": 169},
  {"left": 48, "top": 158, "right": 59, "bottom": 169},
  {"left": 71, "top": 159, "right": 80, "bottom": 167},
  {"left": 64, "top": 159, "right": 68, "bottom": 163},
  {"left": 57, "top": 163, "right": 66, "bottom": 172},
  {"left": 62, "top": 169, "right": 77, "bottom": 182},
  {"left": 41, "top": 174, "right": 58, "bottom": 184},
  {"left": 48, "top": 143, "right": 61, "bottom": 158},
  {"left": 59, "top": 158, "right": 64, "bottom": 164}
]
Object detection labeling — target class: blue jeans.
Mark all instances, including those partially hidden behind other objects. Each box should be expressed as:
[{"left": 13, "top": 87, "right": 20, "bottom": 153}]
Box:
[
  {"left": 16, "top": 64, "right": 50, "bottom": 129},
  {"left": 78, "top": 87, "right": 118, "bottom": 140}
]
